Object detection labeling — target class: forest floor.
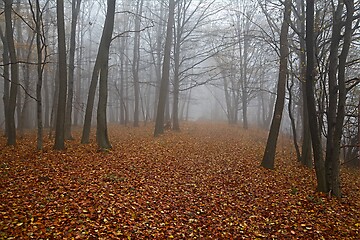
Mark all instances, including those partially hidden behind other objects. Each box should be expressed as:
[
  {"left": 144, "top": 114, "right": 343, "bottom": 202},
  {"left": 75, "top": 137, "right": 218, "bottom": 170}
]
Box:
[{"left": 0, "top": 122, "right": 359, "bottom": 239}]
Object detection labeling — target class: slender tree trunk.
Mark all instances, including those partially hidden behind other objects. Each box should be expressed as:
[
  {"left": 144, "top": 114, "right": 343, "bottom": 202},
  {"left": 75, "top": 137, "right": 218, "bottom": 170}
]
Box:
[
  {"left": 96, "top": 0, "right": 116, "bottom": 149},
  {"left": 172, "top": 10, "right": 181, "bottom": 131},
  {"left": 185, "top": 88, "right": 192, "bottom": 121},
  {"left": 154, "top": 0, "right": 175, "bottom": 137},
  {"left": 306, "top": 0, "right": 327, "bottom": 192},
  {"left": 296, "top": 0, "right": 313, "bottom": 168},
  {"left": 261, "top": 0, "right": 290, "bottom": 169},
  {"left": 49, "top": 65, "right": 59, "bottom": 138},
  {"left": 241, "top": 23, "right": 249, "bottom": 129},
  {"left": 34, "top": 0, "right": 44, "bottom": 150},
  {"left": 5, "top": 0, "right": 19, "bottom": 146},
  {"left": 132, "top": 0, "right": 144, "bottom": 127},
  {"left": 287, "top": 75, "right": 301, "bottom": 162},
  {"left": 0, "top": 26, "right": 10, "bottom": 137},
  {"left": 43, "top": 66, "right": 50, "bottom": 128},
  {"left": 15, "top": 0, "right": 22, "bottom": 134},
  {"left": 325, "top": 0, "right": 354, "bottom": 197},
  {"left": 119, "top": 36, "right": 126, "bottom": 125},
  {"left": 19, "top": 35, "right": 35, "bottom": 134},
  {"left": 74, "top": 20, "right": 83, "bottom": 126},
  {"left": 81, "top": 60, "right": 101, "bottom": 143},
  {"left": 54, "top": 0, "right": 68, "bottom": 150},
  {"left": 65, "top": 0, "right": 82, "bottom": 140}
]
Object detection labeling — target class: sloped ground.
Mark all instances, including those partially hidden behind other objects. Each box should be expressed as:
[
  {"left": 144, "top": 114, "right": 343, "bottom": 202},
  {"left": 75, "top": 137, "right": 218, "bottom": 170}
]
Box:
[{"left": 0, "top": 122, "right": 359, "bottom": 239}]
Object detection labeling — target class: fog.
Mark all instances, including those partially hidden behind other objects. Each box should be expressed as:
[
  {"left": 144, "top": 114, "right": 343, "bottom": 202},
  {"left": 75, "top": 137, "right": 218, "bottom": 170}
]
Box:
[{"left": 0, "top": 0, "right": 359, "bottom": 151}]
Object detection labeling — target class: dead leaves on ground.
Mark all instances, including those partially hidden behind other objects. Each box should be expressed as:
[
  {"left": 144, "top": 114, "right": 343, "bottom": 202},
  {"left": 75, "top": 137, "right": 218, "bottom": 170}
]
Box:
[{"left": 0, "top": 123, "right": 359, "bottom": 239}]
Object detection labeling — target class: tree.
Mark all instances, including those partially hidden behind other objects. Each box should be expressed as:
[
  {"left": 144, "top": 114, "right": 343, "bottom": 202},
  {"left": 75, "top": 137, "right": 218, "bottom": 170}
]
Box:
[
  {"left": 96, "top": 0, "right": 116, "bottom": 149},
  {"left": 4, "top": 0, "right": 19, "bottom": 146},
  {"left": 65, "top": 0, "right": 82, "bottom": 140},
  {"left": 154, "top": 0, "right": 176, "bottom": 137},
  {"left": 0, "top": 26, "right": 10, "bottom": 138},
  {"left": 261, "top": 0, "right": 291, "bottom": 169},
  {"left": 324, "top": 0, "right": 354, "bottom": 197},
  {"left": 81, "top": 34, "right": 104, "bottom": 143},
  {"left": 132, "top": 0, "right": 144, "bottom": 127},
  {"left": 54, "top": 0, "right": 68, "bottom": 150},
  {"left": 292, "top": 0, "right": 312, "bottom": 168},
  {"left": 305, "top": 0, "right": 327, "bottom": 192},
  {"left": 171, "top": 0, "right": 221, "bottom": 130},
  {"left": 29, "top": 0, "right": 48, "bottom": 150}
]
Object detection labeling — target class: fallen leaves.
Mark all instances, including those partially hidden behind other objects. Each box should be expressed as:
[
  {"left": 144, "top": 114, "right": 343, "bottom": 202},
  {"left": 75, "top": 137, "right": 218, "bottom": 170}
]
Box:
[{"left": 0, "top": 122, "right": 359, "bottom": 239}]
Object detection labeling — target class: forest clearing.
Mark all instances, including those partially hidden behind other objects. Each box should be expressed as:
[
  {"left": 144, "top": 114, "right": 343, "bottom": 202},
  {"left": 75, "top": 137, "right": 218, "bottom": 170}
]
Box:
[{"left": 0, "top": 122, "right": 359, "bottom": 239}]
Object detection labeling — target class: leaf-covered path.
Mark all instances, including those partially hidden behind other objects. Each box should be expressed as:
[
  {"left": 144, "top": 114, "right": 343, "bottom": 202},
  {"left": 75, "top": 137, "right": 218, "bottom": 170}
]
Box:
[{"left": 0, "top": 123, "right": 359, "bottom": 239}]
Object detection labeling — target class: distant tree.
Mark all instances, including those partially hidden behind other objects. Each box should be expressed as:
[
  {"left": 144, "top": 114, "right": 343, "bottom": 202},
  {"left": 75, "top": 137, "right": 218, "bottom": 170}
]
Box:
[
  {"left": 54, "top": 0, "right": 68, "bottom": 150},
  {"left": 132, "top": 0, "right": 144, "bottom": 127},
  {"left": 154, "top": 0, "right": 175, "bottom": 137},
  {"left": 172, "top": 0, "right": 221, "bottom": 130},
  {"left": 261, "top": 0, "right": 291, "bottom": 169},
  {"left": 29, "top": 0, "right": 48, "bottom": 150}
]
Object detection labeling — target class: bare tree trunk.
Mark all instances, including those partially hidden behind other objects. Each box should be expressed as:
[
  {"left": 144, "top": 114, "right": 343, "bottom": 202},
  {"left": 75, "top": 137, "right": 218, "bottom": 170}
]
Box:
[
  {"left": 33, "top": 0, "right": 45, "bottom": 150},
  {"left": 49, "top": 65, "right": 59, "bottom": 138},
  {"left": 306, "top": 0, "right": 327, "bottom": 192},
  {"left": 43, "top": 66, "right": 50, "bottom": 128},
  {"left": 81, "top": 57, "right": 101, "bottom": 143},
  {"left": 154, "top": 0, "right": 175, "bottom": 137},
  {"left": 4, "top": 0, "right": 19, "bottom": 146},
  {"left": 74, "top": 19, "right": 83, "bottom": 126},
  {"left": 119, "top": 36, "right": 126, "bottom": 125},
  {"left": 96, "top": 0, "right": 116, "bottom": 149},
  {"left": 0, "top": 26, "right": 10, "bottom": 137},
  {"left": 54, "top": 0, "right": 68, "bottom": 150},
  {"left": 325, "top": 0, "right": 354, "bottom": 197},
  {"left": 152, "top": 4, "right": 165, "bottom": 121},
  {"left": 295, "top": 0, "right": 313, "bottom": 168},
  {"left": 172, "top": 6, "right": 181, "bottom": 131},
  {"left": 261, "top": 0, "right": 290, "bottom": 169},
  {"left": 19, "top": 35, "right": 35, "bottom": 134},
  {"left": 287, "top": 74, "right": 301, "bottom": 162},
  {"left": 132, "top": 0, "right": 144, "bottom": 127},
  {"left": 65, "top": 0, "right": 82, "bottom": 140}
]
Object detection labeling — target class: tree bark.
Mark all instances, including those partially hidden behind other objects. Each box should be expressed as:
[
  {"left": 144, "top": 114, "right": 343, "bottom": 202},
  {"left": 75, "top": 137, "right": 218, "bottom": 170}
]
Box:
[
  {"left": 65, "top": 0, "right": 82, "bottom": 140},
  {"left": 261, "top": 0, "right": 290, "bottom": 169},
  {"left": 54, "top": 0, "right": 68, "bottom": 150},
  {"left": 306, "top": 0, "right": 327, "bottom": 192},
  {"left": 4, "top": 0, "right": 19, "bottom": 146},
  {"left": 296, "top": 0, "right": 312, "bottom": 168},
  {"left": 132, "top": 0, "right": 144, "bottom": 127},
  {"left": 325, "top": 0, "right": 354, "bottom": 197},
  {"left": 34, "top": 0, "right": 44, "bottom": 150},
  {"left": 154, "top": 0, "right": 175, "bottom": 137},
  {"left": 287, "top": 75, "right": 301, "bottom": 162},
  {"left": 172, "top": 3, "right": 182, "bottom": 131},
  {"left": 0, "top": 26, "right": 10, "bottom": 138},
  {"left": 96, "top": 0, "right": 116, "bottom": 149}
]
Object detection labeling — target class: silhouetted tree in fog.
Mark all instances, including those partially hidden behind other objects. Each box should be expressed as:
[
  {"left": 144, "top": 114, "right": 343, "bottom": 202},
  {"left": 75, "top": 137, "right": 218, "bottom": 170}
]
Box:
[
  {"left": 65, "top": 0, "right": 82, "bottom": 140},
  {"left": 96, "top": 0, "right": 116, "bottom": 149},
  {"left": 261, "top": 0, "right": 291, "bottom": 169},
  {"left": 4, "top": 0, "right": 19, "bottom": 146},
  {"left": 154, "top": 0, "right": 175, "bottom": 137},
  {"left": 54, "top": 0, "right": 68, "bottom": 150}
]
